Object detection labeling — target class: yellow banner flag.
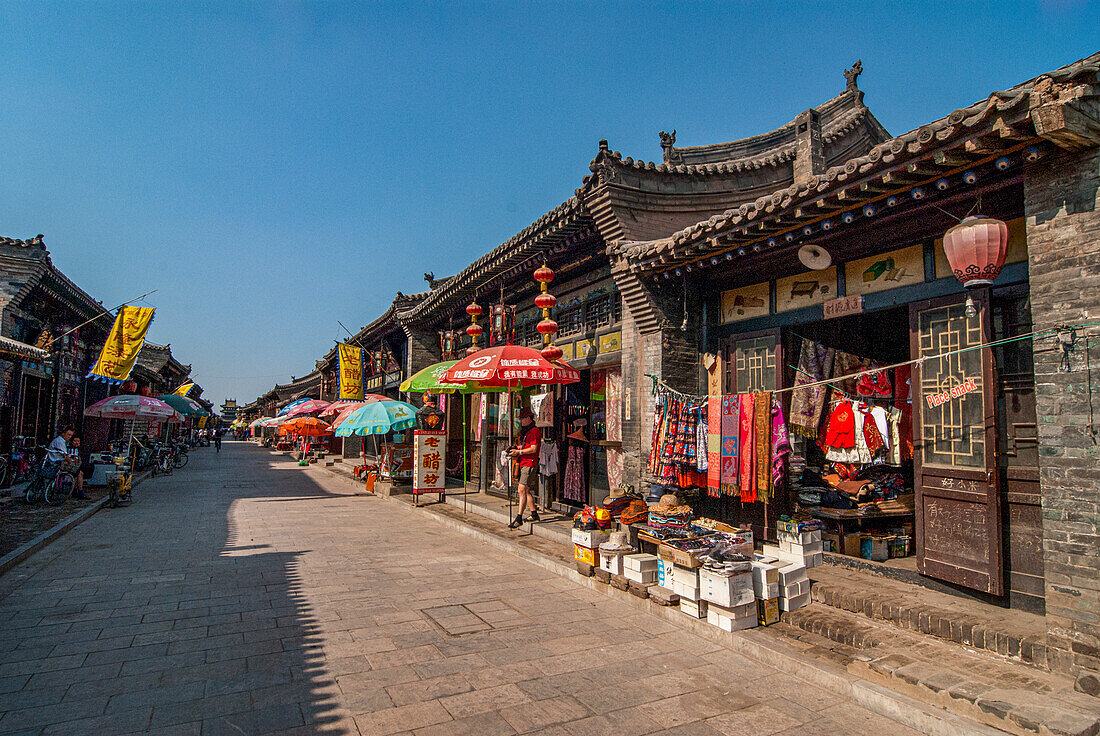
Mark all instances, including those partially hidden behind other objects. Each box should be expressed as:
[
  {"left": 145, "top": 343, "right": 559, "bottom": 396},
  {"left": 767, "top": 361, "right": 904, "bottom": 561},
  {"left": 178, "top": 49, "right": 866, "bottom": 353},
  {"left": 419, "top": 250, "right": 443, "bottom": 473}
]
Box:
[
  {"left": 87, "top": 305, "right": 156, "bottom": 384},
  {"left": 174, "top": 382, "right": 194, "bottom": 396},
  {"left": 338, "top": 343, "right": 364, "bottom": 400}
]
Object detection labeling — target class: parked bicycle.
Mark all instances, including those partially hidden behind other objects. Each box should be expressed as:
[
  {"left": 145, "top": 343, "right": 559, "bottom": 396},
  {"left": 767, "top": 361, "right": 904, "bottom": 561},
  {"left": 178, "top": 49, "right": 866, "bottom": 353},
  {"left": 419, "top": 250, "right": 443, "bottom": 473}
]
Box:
[
  {"left": 23, "top": 450, "right": 77, "bottom": 505},
  {"left": 151, "top": 443, "right": 174, "bottom": 476}
]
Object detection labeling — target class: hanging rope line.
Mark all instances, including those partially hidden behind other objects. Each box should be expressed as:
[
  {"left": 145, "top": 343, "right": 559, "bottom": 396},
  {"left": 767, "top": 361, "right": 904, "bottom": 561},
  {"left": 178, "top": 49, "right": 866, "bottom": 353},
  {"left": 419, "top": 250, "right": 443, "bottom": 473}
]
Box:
[
  {"left": 647, "top": 320, "right": 1100, "bottom": 400},
  {"left": 44, "top": 289, "right": 159, "bottom": 351}
]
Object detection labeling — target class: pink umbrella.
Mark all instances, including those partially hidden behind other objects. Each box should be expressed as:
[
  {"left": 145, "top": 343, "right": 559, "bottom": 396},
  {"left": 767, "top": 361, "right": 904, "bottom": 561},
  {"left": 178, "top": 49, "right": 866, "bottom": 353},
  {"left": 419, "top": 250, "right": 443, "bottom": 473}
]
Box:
[
  {"left": 283, "top": 399, "right": 332, "bottom": 417},
  {"left": 318, "top": 396, "right": 388, "bottom": 419},
  {"left": 85, "top": 395, "right": 184, "bottom": 423}
]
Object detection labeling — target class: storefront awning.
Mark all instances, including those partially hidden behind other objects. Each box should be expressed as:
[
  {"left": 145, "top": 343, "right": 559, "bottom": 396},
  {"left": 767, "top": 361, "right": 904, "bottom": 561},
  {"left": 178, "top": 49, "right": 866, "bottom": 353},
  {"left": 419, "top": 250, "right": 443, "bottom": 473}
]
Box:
[{"left": 0, "top": 335, "right": 50, "bottom": 362}]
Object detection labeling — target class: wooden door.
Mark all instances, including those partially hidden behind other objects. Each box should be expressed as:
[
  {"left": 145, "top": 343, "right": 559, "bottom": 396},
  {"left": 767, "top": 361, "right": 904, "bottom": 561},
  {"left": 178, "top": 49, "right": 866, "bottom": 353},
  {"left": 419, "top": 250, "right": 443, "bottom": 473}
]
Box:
[{"left": 909, "top": 292, "right": 1003, "bottom": 595}]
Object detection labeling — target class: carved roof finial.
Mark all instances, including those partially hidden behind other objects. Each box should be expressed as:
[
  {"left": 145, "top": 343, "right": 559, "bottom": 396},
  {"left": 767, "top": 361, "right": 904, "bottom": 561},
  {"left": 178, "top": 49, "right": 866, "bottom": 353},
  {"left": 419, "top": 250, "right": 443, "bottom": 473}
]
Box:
[
  {"left": 424, "top": 271, "right": 435, "bottom": 285},
  {"left": 844, "top": 60, "right": 863, "bottom": 92},
  {"left": 659, "top": 130, "right": 676, "bottom": 149}
]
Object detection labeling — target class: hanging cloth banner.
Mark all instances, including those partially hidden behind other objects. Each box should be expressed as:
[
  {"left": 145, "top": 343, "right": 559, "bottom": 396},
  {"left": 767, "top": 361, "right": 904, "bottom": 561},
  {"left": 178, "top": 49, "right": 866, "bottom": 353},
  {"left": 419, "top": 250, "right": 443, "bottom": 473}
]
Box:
[
  {"left": 338, "top": 343, "right": 364, "bottom": 400},
  {"left": 87, "top": 305, "right": 156, "bottom": 384},
  {"left": 174, "top": 382, "right": 194, "bottom": 396}
]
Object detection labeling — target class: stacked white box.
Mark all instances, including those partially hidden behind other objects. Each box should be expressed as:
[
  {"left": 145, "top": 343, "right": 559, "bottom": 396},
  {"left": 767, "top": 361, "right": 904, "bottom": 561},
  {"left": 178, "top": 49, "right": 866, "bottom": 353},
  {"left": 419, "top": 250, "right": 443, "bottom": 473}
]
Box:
[
  {"left": 672, "top": 565, "right": 700, "bottom": 601},
  {"left": 572, "top": 529, "right": 612, "bottom": 548},
  {"left": 656, "top": 558, "right": 676, "bottom": 589},
  {"left": 777, "top": 561, "right": 810, "bottom": 612},
  {"left": 752, "top": 561, "right": 780, "bottom": 599},
  {"left": 679, "top": 598, "right": 708, "bottom": 619},
  {"left": 706, "top": 601, "right": 757, "bottom": 632},
  {"left": 599, "top": 550, "right": 625, "bottom": 576},
  {"left": 699, "top": 568, "right": 755, "bottom": 609},
  {"left": 624, "top": 553, "right": 658, "bottom": 585}
]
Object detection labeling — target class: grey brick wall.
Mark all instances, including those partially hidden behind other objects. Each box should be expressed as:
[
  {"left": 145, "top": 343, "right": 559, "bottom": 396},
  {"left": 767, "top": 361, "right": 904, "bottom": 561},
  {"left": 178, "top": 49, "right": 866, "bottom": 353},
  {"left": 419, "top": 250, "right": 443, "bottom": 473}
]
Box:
[{"left": 1023, "top": 147, "right": 1100, "bottom": 680}]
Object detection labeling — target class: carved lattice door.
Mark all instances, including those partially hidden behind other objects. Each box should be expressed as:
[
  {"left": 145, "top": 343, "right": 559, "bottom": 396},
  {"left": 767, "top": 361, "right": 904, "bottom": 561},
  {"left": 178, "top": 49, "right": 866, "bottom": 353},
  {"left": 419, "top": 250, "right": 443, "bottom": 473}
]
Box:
[{"left": 909, "top": 293, "right": 1003, "bottom": 595}]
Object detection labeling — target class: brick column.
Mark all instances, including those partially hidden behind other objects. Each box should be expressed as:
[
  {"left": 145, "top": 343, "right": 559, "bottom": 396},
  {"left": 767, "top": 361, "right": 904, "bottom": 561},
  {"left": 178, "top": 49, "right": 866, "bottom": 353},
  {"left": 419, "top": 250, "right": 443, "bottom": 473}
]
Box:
[
  {"left": 1023, "top": 146, "right": 1100, "bottom": 688},
  {"left": 400, "top": 322, "right": 440, "bottom": 389},
  {"left": 613, "top": 263, "right": 706, "bottom": 492}
]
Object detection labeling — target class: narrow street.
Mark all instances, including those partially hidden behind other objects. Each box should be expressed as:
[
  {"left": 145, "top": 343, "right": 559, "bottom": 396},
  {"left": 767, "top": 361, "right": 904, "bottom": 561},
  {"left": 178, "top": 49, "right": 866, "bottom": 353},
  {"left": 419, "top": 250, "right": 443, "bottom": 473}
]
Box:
[{"left": 0, "top": 442, "right": 928, "bottom": 736}]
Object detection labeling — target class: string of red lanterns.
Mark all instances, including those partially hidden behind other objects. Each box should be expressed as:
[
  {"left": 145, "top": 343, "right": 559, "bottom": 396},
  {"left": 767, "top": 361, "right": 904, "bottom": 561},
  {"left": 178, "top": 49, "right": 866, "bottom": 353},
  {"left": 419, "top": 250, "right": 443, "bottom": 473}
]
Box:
[
  {"left": 534, "top": 264, "right": 562, "bottom": 361},
  {"left": 465, "top": 302, "right": 483, "bottom": 356}
]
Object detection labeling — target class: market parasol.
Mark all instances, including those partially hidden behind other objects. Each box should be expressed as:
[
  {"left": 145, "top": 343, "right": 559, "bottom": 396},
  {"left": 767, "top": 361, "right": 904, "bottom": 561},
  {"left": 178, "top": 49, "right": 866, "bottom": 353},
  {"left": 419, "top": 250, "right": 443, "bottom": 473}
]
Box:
[
  {"left": 442, "top": 344, "right": 580, "bottom": 519},
  {"left": 86, "top": 395, "right": 184, "bottom": 422},
  {"left": 283, "top": 399, "right": 332, "bottom": 417},
  {"left": 334, "top": 400, "right": 417, "bottom": 437},
  {"left": 277, "top": 398, "right": 311, "bottom": 416},
  {"left": 400, "top": 361, "right": 503, "bottom": 394},
  {"left": 278, "top": 416, "right": 333, "bottom": 437},
  {"left": 318, "top": 396, "right": 389, "bottom": 419},
  {"left": 156, "top": 394, "right": 208, "bottom": 417}
]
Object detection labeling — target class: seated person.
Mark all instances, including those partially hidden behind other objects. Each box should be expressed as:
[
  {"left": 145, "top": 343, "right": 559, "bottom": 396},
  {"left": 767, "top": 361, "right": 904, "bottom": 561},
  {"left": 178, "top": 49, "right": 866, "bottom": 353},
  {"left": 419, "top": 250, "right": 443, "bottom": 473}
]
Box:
[{"left": 69, "top": 435, "right": 95, "bottom": 499}]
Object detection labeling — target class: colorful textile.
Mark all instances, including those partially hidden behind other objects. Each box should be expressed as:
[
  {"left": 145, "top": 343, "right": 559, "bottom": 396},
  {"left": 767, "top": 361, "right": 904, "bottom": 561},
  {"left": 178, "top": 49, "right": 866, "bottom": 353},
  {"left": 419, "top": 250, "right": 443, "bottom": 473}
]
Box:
[
  {"left": 832, "top": 350, "right": 873, "bottom": 400},
  {"left": 337, "top": 343, "right": 364, "bottom": 400},
  {"left": 564, "top": 443, "right": 586, "bottom": 502},
  {"left": 707, "top": 396, "right": 721, "bottom": 495},
  {"left": 861, "top": 407, "right": 885, "bottom": 454},
  {"left": 788, "top": 339, "right": 835, "bottom": 438},
  {"left": 606, "top": 446, "right": 624, "bottom": 491},
  {"left": 605, "top": 369, "right": 622, "bottom": 442},
  {"left": 695, "top": 403, "right": 708, "bottom": 473},
  {"left": 720, "top": 395, "right": 740, "bottom": 496},
  {"left": 771, "top": 399, "right": 792, "bottom": 490},
  {"left": 753, "top": 392, "right": 772, "bottom": 502},
  {"left": 87, "top": 305, "right": 155, "bottom": 384},
  {"left": 739, "top": 393, "right": 755, "bottom": 495},
  {"left": 824, "top": 402, "right": 856, "bottom": 448}
]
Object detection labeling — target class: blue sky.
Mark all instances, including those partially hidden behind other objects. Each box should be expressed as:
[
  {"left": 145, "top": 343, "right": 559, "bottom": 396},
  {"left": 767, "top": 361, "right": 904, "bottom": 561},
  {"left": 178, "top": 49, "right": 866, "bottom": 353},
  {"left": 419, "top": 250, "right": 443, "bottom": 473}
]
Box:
[{"left": 1, "top": 1, "right": 1096, "bottom": 406}]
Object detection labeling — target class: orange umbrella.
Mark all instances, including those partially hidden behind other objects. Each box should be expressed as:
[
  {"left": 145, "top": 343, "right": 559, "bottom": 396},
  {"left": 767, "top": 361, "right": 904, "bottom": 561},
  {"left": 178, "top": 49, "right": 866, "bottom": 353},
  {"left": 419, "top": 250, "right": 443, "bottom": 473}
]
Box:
[{"left": 278, "top": 416, "right": 333, "bottom": 437}]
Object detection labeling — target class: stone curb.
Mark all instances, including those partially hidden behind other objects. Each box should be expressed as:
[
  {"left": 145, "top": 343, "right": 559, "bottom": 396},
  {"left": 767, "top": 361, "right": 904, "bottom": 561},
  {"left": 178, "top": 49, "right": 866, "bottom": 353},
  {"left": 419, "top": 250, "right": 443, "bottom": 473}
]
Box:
[
  {"left": 311, "top": 461, "right": 1004, "bottom": 736},
  {"left": 0, "top": 471, "right": 152, "bottom": 578}
]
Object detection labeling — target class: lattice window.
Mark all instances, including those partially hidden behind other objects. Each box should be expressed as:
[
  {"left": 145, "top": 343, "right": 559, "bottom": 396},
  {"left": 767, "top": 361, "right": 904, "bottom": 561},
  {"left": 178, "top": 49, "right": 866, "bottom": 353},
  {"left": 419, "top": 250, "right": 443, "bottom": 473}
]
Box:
[
  {"left": 558, "top": 306, "right": 584, "bottom": 337},
  {"left": 585, "top": 294, "right": 614, "bottom": 332}
]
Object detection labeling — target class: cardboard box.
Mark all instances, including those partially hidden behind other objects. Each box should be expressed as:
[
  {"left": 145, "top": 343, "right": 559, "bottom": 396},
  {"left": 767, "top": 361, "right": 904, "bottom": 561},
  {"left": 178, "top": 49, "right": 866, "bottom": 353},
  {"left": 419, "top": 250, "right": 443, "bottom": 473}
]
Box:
[
  {"left": 861, "top": 536, "right": 889, "bottom": 562},
  {"left": 699, "top": 568, "right": 755, "bottom": 609},
  {"left": 572, "top": 529, "right": 612, "bottom": 548},
  {"left": 778, "top": 528, "right": 822, "bottom": 545},
  {"left": 574, "top": 544, "right": 597, "bottom": 566},
  {"left": 658, "top": 544, "right": 701, "bottom": 569},
  {"left": 707, "top": 601, "right": 757, "bottom": 632},
  {"left": 757, "top": 597, "right": 780, "bottom": 625},
  {"left": 624, "top": 553, "right": 658, "bottom": 573},
  {"left": 782, "top": 578, "right": 810, "bottom": 599},
  {"left": 752, "top": 560, "right": 779, "bottom": 586},
  {"left": 656, "top": 558, "right": 676, "bottom": 588},
  {"left": 776, "top": 562, "right": 808, "bottom": 587},
  {"left": 754, "top": 580, "right": 780, "bottom": 599},
  {"left": 673, "top": 579, "right": 700, "bottom": 601},
  {"left": 599, "top": 551, "right": 625, "bottom": 576},
  {"left": 776, "top": 519, "right": 823, "bottom": 535},
  {"left": 780, "top": 592, "right": 810, "bottom": 611},
  {"left": 679, "top": 598, "right": 708, "bottom": 619},
  {"left": 777, "top": 548, "right": 822, "bottom": 568},
  {"left": 779, "top": 539, "right": 823, "bottom": 556},
  {"left": 625, "top": 568, "right": 658, "bottom": 585},
  {"left": 673, "top": 564, "right": 699, "bottom": 588}
]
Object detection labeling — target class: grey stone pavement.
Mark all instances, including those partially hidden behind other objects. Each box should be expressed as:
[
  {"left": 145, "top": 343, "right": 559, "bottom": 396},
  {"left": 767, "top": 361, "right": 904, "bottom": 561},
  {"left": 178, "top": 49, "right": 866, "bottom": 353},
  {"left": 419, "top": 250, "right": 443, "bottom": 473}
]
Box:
[{"left": 0, "top": 442, "right": 925, "bottom": 736}]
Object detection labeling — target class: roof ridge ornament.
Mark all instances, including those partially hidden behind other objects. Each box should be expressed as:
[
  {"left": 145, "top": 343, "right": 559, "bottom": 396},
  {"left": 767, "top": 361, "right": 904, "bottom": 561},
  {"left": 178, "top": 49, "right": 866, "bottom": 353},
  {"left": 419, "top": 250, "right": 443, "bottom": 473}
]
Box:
[
  {"left": 844, "top": 60, "right": 863, "bottom": 92},
  {"left": 659, "top": 130, "right": 682, "bottom": 164}
]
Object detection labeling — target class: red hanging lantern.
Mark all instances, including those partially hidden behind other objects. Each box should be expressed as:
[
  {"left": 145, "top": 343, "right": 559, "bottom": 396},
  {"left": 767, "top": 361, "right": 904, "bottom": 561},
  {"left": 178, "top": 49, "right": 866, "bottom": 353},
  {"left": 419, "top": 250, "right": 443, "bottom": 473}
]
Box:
[
  {"left": 122, "top": 381, "right": 138, "bottom": 394},
  {"left": 534, "top": 293, "right": 556, "bottom": 309},
  {"left": 465, "top": 301, "right": 482, "bottom": 354},
  {"left": 533, "top": 264, "right": 561, "bottom": 363},
  {"left": 942, "top": 216, "right": 1009, "bottom": 289}
]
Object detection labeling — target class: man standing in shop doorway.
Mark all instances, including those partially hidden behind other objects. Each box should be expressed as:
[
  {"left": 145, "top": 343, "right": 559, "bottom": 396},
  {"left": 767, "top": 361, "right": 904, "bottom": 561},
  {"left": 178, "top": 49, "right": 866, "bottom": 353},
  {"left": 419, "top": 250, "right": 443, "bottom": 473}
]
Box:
[{"left": 508, "top": 409, "right": 541, "bottom": 529}]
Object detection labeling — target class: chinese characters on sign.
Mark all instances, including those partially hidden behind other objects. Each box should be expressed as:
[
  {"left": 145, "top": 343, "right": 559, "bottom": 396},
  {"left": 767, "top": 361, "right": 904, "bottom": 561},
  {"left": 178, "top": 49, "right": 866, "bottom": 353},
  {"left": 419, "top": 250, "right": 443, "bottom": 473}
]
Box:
[
  {"left": 413, "top": 430, "right": 447, "bottom": 497},
  {"left": 822, "top": 294, "right": 863, "bottom": 320}
]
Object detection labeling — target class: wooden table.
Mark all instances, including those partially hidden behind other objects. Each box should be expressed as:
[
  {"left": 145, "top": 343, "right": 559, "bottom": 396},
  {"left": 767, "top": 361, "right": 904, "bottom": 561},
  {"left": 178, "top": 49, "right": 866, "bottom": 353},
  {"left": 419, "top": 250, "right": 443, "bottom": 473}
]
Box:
[{"left": 808, "top": 506, "right": 913, "bottom": 538}]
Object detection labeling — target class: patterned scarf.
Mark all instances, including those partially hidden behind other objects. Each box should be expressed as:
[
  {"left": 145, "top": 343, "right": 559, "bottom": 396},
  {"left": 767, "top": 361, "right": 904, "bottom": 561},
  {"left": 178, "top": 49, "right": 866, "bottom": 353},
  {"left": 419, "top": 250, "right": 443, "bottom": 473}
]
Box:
[
  {"left": 789, "top": 338, "right": 835, "bottom": 438},
  {"left": 754, "top": 391, "right": 772, "bottom": 502},
  {"left": 739, "top": 393, "right": 755, "bottom": 498},
  {"left": 720, "top": 394, "right": 740, "bottom": 496}
]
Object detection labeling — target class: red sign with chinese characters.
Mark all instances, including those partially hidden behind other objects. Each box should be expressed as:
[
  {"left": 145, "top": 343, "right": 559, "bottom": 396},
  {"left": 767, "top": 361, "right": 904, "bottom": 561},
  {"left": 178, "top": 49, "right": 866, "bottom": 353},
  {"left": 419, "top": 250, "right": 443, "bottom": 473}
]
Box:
[{"left": 413, "top": 430, "right": 447, "bottom": 496}]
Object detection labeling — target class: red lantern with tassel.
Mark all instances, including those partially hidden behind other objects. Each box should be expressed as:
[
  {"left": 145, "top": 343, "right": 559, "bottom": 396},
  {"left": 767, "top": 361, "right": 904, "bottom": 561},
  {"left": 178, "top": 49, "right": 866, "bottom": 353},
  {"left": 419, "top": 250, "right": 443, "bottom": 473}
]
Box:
[
  {"left": 533, "top": 264, "right": 562, "bottom": 362},
  {"left": 942, "top": 216, "right": 1009, "bottom": 288},
  {"left": 465, "top": 302, "right": 482, "bottom": 355}
]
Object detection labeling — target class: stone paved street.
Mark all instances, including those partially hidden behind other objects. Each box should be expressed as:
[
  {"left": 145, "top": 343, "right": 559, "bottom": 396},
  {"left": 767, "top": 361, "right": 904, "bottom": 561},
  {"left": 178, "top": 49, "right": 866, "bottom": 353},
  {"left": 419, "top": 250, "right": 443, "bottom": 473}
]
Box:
[{"left": 0, "top": 442, "right": 927, "bottom": 735}]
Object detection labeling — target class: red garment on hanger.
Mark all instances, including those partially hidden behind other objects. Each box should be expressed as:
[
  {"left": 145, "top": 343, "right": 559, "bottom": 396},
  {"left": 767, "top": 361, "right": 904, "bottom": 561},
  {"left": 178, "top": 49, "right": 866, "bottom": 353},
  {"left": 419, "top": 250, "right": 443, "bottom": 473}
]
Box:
[{"left": 823, "top": 402, "right": 856, "bottom": 448}]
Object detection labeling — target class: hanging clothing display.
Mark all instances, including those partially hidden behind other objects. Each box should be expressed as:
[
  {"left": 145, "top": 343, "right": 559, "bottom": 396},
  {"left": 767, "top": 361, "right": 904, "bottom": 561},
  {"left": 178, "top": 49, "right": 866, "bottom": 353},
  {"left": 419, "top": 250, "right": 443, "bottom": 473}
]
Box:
[
  {"left": 720, "top": 395, "right": 740, "bottom": 496},
  {"left": 563, "top": 443, "right": 586, "bottom": 502},
  {"left": 606, "top": 446, "right": 624, "bottom": 491},
  {"left": 539, "top": 440, "right": 559, "bottom": 476},
  {"left": 695, "top": 403, "right": 708, "bottom": 473},
  {"left": 605, "top": 370, "right": 622, "bottom": 443},
  {"left": 789, "top": 338, "right": 836, "bottom": 438},
  {"left": 530, "top": 392, "right": 554, "bottom": 428},
  {"left": 770, "top": 399, "right": 792, "bottom": 495},
  {"left": 738, "top": 393, "right": 755, "bottom": 495},
  {"left": 706, "top": 395, "right": 721, "bottom": 494},
  {"left": 753, "top": 391, "right": 772, "bottom": 502}
]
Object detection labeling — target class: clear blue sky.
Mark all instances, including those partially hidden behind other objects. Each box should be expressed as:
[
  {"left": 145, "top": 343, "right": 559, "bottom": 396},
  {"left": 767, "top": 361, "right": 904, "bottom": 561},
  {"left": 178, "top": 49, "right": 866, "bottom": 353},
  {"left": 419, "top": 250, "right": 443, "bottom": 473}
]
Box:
[{"left": 2, "top": 1, "right": 1096, "bottom": 406}]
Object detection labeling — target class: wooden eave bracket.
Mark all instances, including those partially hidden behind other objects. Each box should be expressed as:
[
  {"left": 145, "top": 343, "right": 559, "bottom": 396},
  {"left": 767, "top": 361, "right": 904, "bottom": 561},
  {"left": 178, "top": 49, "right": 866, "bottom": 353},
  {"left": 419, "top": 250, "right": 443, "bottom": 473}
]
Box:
[{"left": 1031, "top": 98, "right": 1100, "bottom": 151}]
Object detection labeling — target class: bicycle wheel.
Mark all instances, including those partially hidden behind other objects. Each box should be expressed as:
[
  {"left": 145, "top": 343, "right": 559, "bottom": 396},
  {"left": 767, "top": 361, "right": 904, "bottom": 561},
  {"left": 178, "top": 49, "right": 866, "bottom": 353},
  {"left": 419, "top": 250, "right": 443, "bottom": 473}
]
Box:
[
  {"left": 23, "top": 477, "right": 43, "bottom": 504},
  {"left": 162, "top": 459, "right": 173, "bottom": 476},
  {"left": 173, "top": 452, "right": 188, "bottom": 469},
  {"left": 0, "top": 462, "right": 7, "bottom": 489},
  {"left": 45, "top": 473, "right": 74, "bottom": 506}
]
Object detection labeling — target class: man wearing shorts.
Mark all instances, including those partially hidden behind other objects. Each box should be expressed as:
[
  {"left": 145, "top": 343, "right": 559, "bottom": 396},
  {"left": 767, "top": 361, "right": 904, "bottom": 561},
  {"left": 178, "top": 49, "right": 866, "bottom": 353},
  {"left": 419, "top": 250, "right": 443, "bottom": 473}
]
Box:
[{"left": 507, "top": 409, "right": 541, "bottom": 529}]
